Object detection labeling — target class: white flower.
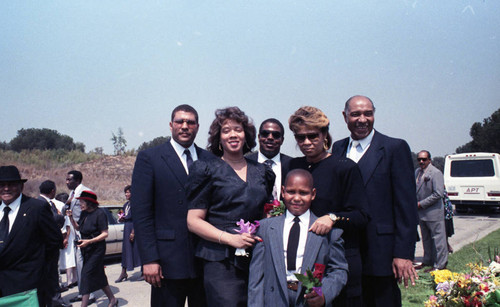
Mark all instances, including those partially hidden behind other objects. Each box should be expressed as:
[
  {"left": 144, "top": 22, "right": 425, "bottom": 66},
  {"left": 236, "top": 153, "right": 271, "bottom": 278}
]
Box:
[{"left": 488, "top": 261, "right": 500, "bottom": 274}]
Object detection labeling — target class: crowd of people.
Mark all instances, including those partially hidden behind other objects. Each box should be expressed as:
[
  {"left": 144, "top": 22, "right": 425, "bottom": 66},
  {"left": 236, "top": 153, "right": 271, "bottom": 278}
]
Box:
[{"left": 0, "top": 95, "right": 454, "bottom": 307}]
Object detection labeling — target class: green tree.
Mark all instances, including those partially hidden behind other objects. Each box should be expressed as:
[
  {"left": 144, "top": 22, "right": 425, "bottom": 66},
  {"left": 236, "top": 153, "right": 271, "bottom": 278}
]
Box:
[
  {"left": 111, "top": 128, "right": 127, "bottom": 155},
  {"left": 9, "top": 128, "right": 84, "bottom": 152},
  {"left": 138, "top": 136, "right": 170, "bottom": 151},
  {"left": 456, "top": 108, "right": 500, "bottom": 153}
]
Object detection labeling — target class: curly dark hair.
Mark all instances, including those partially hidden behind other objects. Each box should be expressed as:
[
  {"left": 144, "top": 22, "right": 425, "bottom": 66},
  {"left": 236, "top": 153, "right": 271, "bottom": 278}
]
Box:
[{"left": 207, "top": 107, "right": 256, "bottom": 157}]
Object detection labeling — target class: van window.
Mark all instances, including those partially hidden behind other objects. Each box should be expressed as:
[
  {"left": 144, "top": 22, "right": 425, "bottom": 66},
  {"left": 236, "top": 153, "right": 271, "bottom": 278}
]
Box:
[{"left": 450, "top": 159, "right": 495, "bottom": 177}]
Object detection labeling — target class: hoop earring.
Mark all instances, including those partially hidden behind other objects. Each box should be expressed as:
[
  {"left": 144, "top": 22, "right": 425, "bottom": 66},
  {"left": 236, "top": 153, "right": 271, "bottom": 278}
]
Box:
[
  {"left": 218, "top": 143, "right": 223, "bottom": 152},
  {"left": 323, "top": 139, "right": 329, "bottom": 151}
]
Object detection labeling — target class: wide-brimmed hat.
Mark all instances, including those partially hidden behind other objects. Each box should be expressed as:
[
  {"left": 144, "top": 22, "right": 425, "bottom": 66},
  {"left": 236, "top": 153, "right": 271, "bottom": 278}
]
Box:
[
  {"left": 76, "top": 190, "right": 99, "bottom": 205},
  {"left": 0, "top": 165, "right": 28, "bottom": 183}
]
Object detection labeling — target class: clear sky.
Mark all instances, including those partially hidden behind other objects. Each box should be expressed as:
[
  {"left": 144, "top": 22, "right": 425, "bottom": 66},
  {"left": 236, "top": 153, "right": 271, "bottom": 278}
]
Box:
[{"left": 1, "top": 1, "right": 499, "bottom": 157}]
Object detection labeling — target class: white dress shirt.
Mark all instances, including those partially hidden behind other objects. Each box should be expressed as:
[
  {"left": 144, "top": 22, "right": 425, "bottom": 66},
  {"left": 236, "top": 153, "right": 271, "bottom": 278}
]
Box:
[
  {"left": 257, "top": 151, "right": 282, "bottom": 199},
  {"left": 283, "top": 209, "right": 310, "bottom": 282},
  {"left": 347, "top": 129, "right": 375, "bottom": 163},
  {"left": 170, "top": 138, "right": 198, "bottom": 174},
  {"left": 0, "top": 194, "right": 22, "bottom": 234}
]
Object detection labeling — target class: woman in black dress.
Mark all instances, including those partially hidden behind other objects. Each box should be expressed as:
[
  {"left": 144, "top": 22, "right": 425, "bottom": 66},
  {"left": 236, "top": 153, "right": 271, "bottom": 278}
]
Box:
[
  {"left": 288, "top": 106, "right": 369, "bottom": 307},
  {"left": 186, "top": 107, "right": 275, "bottom": 307},
  {"left": 116, "top": 185, "right": 142, "bottom": 282},
  {"left": 68, "top": 190, "right": 118, "bottom": 307}
]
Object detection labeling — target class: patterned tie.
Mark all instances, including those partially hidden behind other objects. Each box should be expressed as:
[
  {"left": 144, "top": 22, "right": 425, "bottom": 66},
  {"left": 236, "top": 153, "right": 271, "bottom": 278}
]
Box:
[
  {"left": 287, "top": 216, "right": 301, "bottom": 271},
  {"left": 0, "top": 206, "right": 12, "bottom": 247},
  {"left": 184, "top": 149, "right": 193, "bottom": 171},
  {"left": 264, "top": 159, "right": 274, "bottom": 168}
]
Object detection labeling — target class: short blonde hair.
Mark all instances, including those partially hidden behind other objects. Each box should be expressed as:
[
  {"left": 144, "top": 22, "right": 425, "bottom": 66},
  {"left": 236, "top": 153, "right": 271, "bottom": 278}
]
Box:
[{"left": 288, "top": 106, "right": 332, "bottom": 149}]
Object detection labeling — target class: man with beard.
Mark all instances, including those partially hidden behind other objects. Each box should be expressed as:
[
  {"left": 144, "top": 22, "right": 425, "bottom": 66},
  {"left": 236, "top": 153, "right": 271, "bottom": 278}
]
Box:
[
  {"left": 331, "top": 95, "right": 419, "bottom": 307},
  {"left": 131, "top": 104, "right": 214, "bottom": 306},
  {"left": 247, "top": 118, "right": 292, "bottom": 200}
]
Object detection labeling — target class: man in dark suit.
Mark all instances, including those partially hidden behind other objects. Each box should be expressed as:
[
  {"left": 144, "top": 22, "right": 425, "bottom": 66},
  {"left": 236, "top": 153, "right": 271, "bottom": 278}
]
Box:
[
  {"left": 331, "top": 95, "right": 419, "bottom": 307},
  {"left": 415, "top": 150, "right": 447, "bottom": 272},
  {"left": 249, "top": 169, "right": 348, "bottom": 307},
  {"left": 247, "top": 118, "right": 292, "bottom": 200},
  {"left": 0, "top": 165, "right": 63, "bottom": 306},
  {"left": 38, "top": 180, "right": 71, "bottom": 307},
  {"left": 132, "top": 104, "right": 214, "bottom": 306}
]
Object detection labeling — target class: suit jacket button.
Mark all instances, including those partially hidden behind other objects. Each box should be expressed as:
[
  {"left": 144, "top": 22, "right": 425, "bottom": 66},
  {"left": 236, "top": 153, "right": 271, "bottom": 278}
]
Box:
[
  {"left": 270, "top": 286, "right": 274, "bottom": 292},
  {"left": 178, "top": 200, "right": 183, "bottom": 204}
]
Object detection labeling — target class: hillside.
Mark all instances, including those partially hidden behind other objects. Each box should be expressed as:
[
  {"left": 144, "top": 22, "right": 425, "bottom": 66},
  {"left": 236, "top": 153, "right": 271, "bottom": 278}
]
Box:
[{"left": 4, "top": 155, "right": 136, "bottom": 204}]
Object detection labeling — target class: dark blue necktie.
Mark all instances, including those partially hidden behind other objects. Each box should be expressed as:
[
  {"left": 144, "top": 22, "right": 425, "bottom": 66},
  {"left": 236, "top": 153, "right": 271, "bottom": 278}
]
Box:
[
  {"left": 287, "top": 216, "right": 300, "bottom": 271},
  {"left": 184, "top": 149, "right": 193, "bottom": 171},
  {"left": 0, "top": 206, "right": 12, "bottom": 248}
]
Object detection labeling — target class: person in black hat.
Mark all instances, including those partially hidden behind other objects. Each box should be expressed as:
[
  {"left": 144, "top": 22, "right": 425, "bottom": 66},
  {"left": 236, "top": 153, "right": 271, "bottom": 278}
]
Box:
[
  {"left": 67, "top": 190, "right": 118, "bottom": 307},
  {"left": 0, "top": 165, "right": 64, "bottom": 306}
]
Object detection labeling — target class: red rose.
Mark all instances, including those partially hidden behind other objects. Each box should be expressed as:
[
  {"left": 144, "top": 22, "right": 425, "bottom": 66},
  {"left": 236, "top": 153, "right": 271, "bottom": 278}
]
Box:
[{"left": 313, "top": 263, "right": 326, "bottom": 281}]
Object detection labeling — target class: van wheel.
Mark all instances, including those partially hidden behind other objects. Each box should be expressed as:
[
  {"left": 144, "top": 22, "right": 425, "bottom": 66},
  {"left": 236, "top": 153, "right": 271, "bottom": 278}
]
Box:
[{"left": 455, "top": 205, "right": 468, "bottom": 214}]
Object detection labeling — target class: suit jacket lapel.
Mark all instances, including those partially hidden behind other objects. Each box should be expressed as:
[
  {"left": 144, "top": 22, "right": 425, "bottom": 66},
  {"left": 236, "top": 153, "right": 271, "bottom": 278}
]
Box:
[
  {"left": 269, "top": 217, "right": 288, "bottom": 297},
  {"left": 161, "top": 142, "right": 188, "bottom": 184},
  {"left": 6, "top": 195, "right": 31, "bottom": 243},
  {"left": 297, "top": 215, "right": 322, "bottom": 298},
  {"left": 357, "top": 131, "right": 384, "bottom": 186},
  {"left": 332, "top": 138, "right": 349, "bottom": 157}
]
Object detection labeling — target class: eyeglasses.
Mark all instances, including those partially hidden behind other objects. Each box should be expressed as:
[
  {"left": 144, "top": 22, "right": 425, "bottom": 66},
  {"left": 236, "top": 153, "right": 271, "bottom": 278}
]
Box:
[
  {"left": 260, "top": 130, "right": 282, "bottom": 139},
  {"left": 417, "top": 158, "right": 428, "bottom": 162},
  {"left": 173, "top": 119, "right": 197, "bottom": 126},
  {"left": 294, "top": 133, "right": 320, "bottom": 142}
]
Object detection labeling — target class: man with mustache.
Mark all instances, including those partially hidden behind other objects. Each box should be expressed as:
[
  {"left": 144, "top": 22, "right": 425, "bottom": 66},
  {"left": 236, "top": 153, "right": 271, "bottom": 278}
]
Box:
[
  {"left": 331, "top": 95, "right": 419, "bottom": 307},
  {"left": 131, "top": 104, "right": 214, "bottom": 306},
  {"left": 247, "top": 118, "right": 292, "bottom": 200}
]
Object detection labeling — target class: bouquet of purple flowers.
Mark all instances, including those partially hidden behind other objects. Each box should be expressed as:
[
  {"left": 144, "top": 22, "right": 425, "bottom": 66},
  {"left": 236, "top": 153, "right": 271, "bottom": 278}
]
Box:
[{"left": 234, "top": 219, "right": 260, "bottom": 257}]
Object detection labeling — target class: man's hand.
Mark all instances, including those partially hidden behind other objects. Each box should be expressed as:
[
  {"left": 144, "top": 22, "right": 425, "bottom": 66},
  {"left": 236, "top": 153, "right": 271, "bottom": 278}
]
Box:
[
  {"left": 309, "top": 215, "right": 334, "bottom": 235},
  {"left": 304, "top": 290, "right": 325, "bottom": 307},
  {"left": 392, "top": 258, "right": 418, "bottom": 288},
  {"left": 143, "top": 262, "right": 164, "bottom": 288}
]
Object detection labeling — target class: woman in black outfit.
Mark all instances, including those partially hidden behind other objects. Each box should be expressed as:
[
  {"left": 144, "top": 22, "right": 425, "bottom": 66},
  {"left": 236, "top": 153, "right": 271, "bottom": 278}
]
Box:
[
  {"left": 116, "top": 185, "right": 141, "bottom": 282},
  {"left": 68, "top": 190, "right": 118, "bottom": 307},
  {"left": 288, "top": 106, "right": 369, "bottom": 307},
  {"left": 186, "top": 107, "right": 275, "bottom": 307}
]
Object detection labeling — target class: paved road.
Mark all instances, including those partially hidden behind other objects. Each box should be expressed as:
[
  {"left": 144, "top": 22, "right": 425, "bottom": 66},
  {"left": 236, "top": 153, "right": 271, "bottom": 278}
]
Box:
[{"left": 61, "top": 209, "right": 500, "bottom": 306}]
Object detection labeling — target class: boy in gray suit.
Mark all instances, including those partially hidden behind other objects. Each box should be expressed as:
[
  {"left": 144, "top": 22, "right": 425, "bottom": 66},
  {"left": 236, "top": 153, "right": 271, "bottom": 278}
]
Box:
[{"left": 249, "top": 169, "right": 348, "bottom": 307}]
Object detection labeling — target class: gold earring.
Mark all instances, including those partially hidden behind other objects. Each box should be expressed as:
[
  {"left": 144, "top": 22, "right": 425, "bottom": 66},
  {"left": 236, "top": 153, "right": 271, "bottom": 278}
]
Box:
[{"left": 323, "top": 139, "right": 329, "bottom": 151}]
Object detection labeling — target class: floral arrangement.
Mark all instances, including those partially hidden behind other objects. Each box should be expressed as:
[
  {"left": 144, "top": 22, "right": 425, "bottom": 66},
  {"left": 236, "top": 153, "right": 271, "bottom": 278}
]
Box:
[
  {"left": 234, "top": 219, "right": 260, "bottom": 257},
  {"left": 264, "top": 199, "right": 285, "bottom": 216},
  {"left": 294, "top": 263, "right": 325, "bottom": 297},
  {"left": 424, "top": 260, "right": 500, "bottom": 306}
]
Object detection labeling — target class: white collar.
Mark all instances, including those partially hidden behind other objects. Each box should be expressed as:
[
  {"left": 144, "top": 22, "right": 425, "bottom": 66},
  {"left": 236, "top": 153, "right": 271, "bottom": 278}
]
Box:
[
  {"left": 170, "top": 138, "right": 196, "bottom": 159},
  {"left": 285, "top": 209, "right": 310, "bottom": 224},
  {"left": 349, "top": 129, "right": 375, "bottom": 150},
  {"left": 257, "top": 151, "right": 281, "bottom": 164}
]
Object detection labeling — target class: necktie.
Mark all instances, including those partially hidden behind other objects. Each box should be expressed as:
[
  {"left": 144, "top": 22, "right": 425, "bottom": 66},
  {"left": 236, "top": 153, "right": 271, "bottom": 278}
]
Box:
[
  {"left": 264, "top": 159, "right": 274, "bottom": 168},
  {"left": 417, "top": 169, "right": 424, "bottom": 184},
  {"left": 0, "top": 206, "right": 12, "bottom": 245},
  {"left": 184, "top": 149, "right": 193, "bottom": 171},
  {"left": 49, "top": 200, "right": 58, "bottom": 215},
  {"left": 287, "top": 216, "right": 300, "bottom": 271},
  {"left": 348, "top": 140, "right": 362, "bottom": 163}
]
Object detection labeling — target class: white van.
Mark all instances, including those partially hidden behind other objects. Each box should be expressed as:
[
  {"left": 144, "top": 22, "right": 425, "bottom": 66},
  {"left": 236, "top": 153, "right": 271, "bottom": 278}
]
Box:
[{"left": 444, "top": 152, "right": 500, "bottom": 213}]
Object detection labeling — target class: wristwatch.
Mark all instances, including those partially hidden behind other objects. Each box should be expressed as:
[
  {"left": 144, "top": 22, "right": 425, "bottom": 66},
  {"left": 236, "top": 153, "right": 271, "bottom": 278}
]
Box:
[{"left": 328, "top": 213, "right": 338, "bottom": 222}]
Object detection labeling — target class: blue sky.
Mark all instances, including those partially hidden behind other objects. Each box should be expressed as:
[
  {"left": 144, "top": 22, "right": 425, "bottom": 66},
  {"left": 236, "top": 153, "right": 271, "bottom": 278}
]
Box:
[{"left": 1, "top": 1, "right": 499, "bottom": 157}]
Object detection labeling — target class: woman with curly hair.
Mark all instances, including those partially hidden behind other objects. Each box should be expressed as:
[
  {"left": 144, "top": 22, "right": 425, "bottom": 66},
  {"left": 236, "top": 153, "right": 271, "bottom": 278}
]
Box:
[
  {"left": 187, "top": 106, "right": 275, "bottom": 307},
  {"left": 288, "top": 106, "right": 369, "bottom": 307}
]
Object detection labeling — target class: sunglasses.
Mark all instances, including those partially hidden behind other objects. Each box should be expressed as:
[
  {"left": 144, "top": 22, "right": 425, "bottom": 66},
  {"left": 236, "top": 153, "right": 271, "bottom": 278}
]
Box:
[
  {"left": 417, "top": 158, "right": 428, "bottom": 161},
  {"left": 260, "top": 130, "right": 282, "bottom": 139},
  {"left": 173, "top": 119, "right": 197, "bottom": 126},
  {"left": 294, "top": 133, "right": 320, "bottom": 142}
]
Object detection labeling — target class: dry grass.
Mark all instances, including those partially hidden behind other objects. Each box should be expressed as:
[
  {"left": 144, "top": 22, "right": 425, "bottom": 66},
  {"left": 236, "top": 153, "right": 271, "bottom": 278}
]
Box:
[{"left": 1, "top": 151, "right": 136, "bottom": 204}]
